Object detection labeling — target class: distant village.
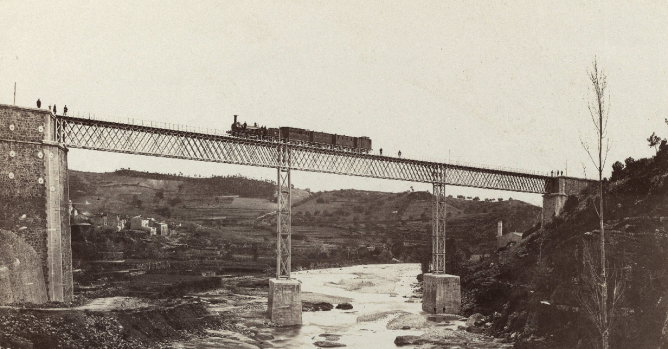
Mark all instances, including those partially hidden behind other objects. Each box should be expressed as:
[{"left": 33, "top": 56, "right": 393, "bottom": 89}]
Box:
[{"left": 71, "top": 208, "right": 170, "bottom": 236}]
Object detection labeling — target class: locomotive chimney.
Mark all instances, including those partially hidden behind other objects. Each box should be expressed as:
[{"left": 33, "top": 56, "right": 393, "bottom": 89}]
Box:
[{"left": 234, "top": 115, "right": 238, "bottom": 124}]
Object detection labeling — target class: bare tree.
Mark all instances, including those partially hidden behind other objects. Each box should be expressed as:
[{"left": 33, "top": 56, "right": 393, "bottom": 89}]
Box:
[
  {"left": 577, "top": 243, "right": 625, "bottom": 349},
  {"left": 580, "top": 59, "right": 613, "bottom": 349}
]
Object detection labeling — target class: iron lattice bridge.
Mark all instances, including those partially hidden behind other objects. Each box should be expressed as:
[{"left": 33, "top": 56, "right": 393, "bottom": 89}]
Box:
[
  {"left": 55, "top": 115, "right": 552, "bottom": 279},
  {"left": 55, "top": 116, "right": 550, "bottom": 193}
]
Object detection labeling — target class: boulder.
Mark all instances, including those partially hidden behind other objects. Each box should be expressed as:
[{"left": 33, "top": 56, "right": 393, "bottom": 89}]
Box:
[
  {"left": 335, "top": 302, "right": 353, "bottom": 310},
  {"left": 466, "top": 313, "right": 486, "bottom": 327},
  {"left": 394, "top": 336, "right": 427, "bottom": 346},
  {"left": 314, "top": 341, "right": 346, "bottom": 347},
  {"left": 466, "top": 326, "right": 486, "bottom": 334},
  {"left": 303, "top": 302, "right": 334, "bottom": 312},
  {"left": 255, "top": 333, "right": 274, "bottom": 341}
]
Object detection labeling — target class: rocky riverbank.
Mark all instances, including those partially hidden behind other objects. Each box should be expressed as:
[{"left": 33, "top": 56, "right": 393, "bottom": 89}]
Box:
[{"left": 0, "top": 298, "right": 245, "bottom": 349}]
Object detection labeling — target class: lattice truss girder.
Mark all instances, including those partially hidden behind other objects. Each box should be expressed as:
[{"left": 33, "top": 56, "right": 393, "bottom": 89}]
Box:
[
  {"left": 276, "top": 146, "right": 292, "bottom": 279},
  {"left": 432, "top": 181, "right": 447, "bottom": 273},
  {"left": 56, "top": 116, "right": 550, "bottom": 194}
]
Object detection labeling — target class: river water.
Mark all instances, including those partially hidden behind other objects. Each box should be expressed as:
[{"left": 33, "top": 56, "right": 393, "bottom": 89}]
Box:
[{"left": 177, "top": 263, "right": 465, "bottom": 349}]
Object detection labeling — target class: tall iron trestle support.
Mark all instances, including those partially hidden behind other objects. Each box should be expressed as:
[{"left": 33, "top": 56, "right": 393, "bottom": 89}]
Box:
[
  {"left": 432, "top": 180, "right": 446, "bottom": 274},
  {"left": 276, "top": 145, "right": 292, "bottom": 279},
  {"left": 423, "top": 179, "right": 461, "bottom": 315},
  {"left": 268, "top": 144, "right": 301, "bottom": 326}
]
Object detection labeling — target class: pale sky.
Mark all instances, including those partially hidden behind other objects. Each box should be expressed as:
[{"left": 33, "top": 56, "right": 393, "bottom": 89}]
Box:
[{"left": 2, "top": 1, "right": 667, "bottom": 206}]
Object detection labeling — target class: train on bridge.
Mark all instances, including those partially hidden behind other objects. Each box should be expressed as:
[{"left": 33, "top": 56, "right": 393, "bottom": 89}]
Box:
[{"left": 228, "top": 115, "right": 373, "bottom": 153}]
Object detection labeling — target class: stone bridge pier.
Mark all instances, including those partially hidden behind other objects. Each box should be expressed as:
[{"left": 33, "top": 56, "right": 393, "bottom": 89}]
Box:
[
  {"left": 0, "top": 105, "right": 72, "bottom": 304},
  {"left": 542, "top": 176, "right": 595, "bottom": 226}
]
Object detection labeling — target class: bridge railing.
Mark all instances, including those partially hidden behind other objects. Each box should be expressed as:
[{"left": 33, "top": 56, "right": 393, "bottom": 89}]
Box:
[{"left": 72, "top": 110, "right": 229, "bottom": 137}]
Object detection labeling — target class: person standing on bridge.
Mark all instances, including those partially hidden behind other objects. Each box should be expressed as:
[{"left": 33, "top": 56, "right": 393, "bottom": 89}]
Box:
[
  {"left": 379, "top": 148, "right": 383, "bottom": 156},
  {"left": 63, "top": 105, "right": 68, "bottom": 115},
  {"left": 398, "top": 150, "right": 402, "bottom": 158},
  {"left": 36, "top": 99, "right": 41, "bottom": 108},
  {"left": 53, "top": 104, "right": 57, "bottom": 114}
]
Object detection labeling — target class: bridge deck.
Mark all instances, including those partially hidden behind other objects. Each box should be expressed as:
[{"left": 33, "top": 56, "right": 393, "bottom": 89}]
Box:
[{"left": 55, "top": 115, "right": 551, "bottom": 193}]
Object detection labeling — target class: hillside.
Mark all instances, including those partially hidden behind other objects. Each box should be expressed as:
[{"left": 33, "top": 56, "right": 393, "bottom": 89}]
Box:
[
  {"left": 69, "top": 170, "right": 540, "bottom": 272},
  {"left": 69, "top": 169, "right": 310, "bottom": 224},
  {"left": 287, "top": 189, "right": 540, "bottom": 267},
  {"left": 458, "top": 150, "right": 668, "bottom": 348}
]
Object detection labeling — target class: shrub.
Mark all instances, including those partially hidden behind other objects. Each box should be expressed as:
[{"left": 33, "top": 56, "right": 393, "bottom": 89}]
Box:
[
  {"left": 624, "top": 157, "right": 635, "bottom": 166},
  {"left": 611, "top": 161, "right": 624, "bottom": 181}
]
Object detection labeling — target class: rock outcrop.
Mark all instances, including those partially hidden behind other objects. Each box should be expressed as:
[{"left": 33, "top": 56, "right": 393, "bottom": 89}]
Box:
[{"left": 0, "top": 230, "right": 48, "bottom": 304}]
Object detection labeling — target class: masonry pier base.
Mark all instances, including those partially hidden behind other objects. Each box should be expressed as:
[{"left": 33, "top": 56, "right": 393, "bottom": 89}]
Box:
[
  {"left": 422, "top": 273, "right": 460, "bottom": 314},
  {"left": 268, "top": 278, "right": 302, "bottom": 326}
]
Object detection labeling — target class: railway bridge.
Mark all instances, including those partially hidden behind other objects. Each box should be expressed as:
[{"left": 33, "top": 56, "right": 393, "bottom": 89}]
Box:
[{"left": 0, "top": 104, "right": 593, "bottom": 323}]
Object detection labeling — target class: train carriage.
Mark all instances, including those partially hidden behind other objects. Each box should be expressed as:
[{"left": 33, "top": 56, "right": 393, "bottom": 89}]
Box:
[
  {"left": 355, "top": 137, "right": 372, "bottom": 153},
  {"left": 334, "top": 134, "right": 355, "bottom": 150},
  {"left": 311, "top": 131, "right": 334, "bottom": 148},
  {"left": 280, "top": 127, "right": 311, "bottom": 144},
  {"left": 266, "top": 128, "right": 280, "bottom": 141}
]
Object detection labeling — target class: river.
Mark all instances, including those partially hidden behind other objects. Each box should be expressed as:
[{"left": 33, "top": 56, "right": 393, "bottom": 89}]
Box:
[{"left": 174, "top": 263, "right": 506, "bottom": 349}]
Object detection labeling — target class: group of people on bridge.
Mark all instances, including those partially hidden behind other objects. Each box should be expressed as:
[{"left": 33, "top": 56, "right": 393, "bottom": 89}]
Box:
[
  {"left": 36, "top": 99, "right": 67, "bottom": 116},
  {"left": 378, "top": 148, "right": 401, "bottom": 157}
]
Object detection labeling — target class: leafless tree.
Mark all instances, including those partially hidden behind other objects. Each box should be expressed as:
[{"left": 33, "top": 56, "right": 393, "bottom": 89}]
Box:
[
  {"left": 579, "top": 59, "right": 614, "bottom": 349},
  {"left": 577, "top": 242, "right": 625, "bottom": 349}
]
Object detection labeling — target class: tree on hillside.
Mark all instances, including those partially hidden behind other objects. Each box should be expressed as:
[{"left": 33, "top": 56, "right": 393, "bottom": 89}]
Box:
[
  {"left": 647, "top": 132, "right": 662, "bottom": 153},
  {"left": 579, "top": 59, "right": 621, "bottom": 349},
  {"left": 611, "top": 161, "right": 624, "bottom": 181}
]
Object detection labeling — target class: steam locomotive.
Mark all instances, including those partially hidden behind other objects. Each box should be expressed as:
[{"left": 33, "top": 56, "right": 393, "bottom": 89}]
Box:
[{"left": 228, "top": 115, "right": 372, "bottom": 153}]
